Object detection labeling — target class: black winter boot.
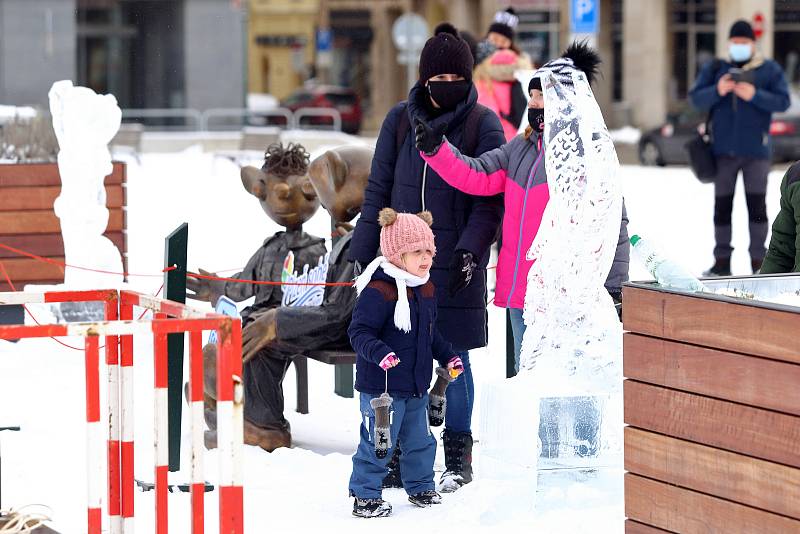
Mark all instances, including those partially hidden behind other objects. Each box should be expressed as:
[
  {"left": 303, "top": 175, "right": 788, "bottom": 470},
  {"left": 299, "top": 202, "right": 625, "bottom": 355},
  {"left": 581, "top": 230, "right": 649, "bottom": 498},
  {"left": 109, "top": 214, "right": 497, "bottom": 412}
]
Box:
[
  {"left": 352, "top": 497, "right": 392, "bottom": 518},
  {"left": 703, "top": 257, "right": 731, "bottom": 277},
  {"left": 751, "top": 257, "right": 763, "bottom": 274},
  {"left": 381, "top": 445, "right": 403, "bottom": 489},
  {"left": 439, "top": 430, "right": 473, "bottom": 493},
  {"left": 408, "top": 490, "right": 442, "bottom": 507}
]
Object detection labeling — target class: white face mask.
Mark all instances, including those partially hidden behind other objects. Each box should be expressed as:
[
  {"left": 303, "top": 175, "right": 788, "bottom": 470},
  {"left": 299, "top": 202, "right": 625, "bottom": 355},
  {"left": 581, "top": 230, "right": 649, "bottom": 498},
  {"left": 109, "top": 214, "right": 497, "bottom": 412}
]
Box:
[{"left": 729, "top": 43, "right": 752, "bottom": 62}]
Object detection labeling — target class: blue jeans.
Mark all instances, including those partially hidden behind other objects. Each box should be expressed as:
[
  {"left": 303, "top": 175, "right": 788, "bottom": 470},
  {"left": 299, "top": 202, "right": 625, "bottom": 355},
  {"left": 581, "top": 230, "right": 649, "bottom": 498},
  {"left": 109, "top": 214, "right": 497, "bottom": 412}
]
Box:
[
  {"left": 509, "top": 308, "right": 526, "bottom": 373},
  {"left": 349, "top": 393, "right": 436, "bottom": 499},
  {"left": 444, "top": 350, "right": 473, "bottom": 434}
]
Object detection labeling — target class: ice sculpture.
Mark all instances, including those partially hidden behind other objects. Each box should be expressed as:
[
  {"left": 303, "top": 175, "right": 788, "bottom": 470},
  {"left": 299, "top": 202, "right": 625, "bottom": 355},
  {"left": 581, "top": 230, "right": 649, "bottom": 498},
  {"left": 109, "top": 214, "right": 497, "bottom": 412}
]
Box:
[
  {"left": 478, "top": 68, "right": 624, "bottom": 508},
  {"left": 518, "top": 67, "right": 624, "bottom": 471},
  {"left": 48, "top": 80, "right": 123, "bottom": 290}
]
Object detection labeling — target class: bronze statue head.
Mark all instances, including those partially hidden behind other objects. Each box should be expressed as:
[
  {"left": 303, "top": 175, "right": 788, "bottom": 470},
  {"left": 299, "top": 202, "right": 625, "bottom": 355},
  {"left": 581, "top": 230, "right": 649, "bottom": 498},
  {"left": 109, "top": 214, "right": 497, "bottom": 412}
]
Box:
[
  {"left": 307, "top": 146, "right": 373, "bottom": 225},
  {"left": 240, "top": 143, "right": 319, "bottom": 231}
]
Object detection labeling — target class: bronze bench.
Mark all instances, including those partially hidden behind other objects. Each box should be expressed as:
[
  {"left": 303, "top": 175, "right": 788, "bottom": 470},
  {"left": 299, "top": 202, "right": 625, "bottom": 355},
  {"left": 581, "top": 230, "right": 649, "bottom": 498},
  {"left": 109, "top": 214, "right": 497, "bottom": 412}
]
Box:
[{"left": 292, "top": 350, "right": 356, "bottom": 414}]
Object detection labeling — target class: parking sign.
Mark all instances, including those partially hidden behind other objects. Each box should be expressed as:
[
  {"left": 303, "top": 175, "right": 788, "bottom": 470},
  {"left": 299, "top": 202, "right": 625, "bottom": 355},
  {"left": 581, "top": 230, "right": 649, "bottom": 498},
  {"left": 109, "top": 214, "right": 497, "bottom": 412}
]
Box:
[{"left": 570, "top": 0, "right": 599, "bottom": 34}]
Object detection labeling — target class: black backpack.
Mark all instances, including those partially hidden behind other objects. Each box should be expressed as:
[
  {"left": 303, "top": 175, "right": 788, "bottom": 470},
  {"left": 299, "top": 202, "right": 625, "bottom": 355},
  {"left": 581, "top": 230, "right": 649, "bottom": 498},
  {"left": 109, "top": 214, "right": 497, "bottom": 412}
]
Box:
[{"left": 394, "top": 102, "right": 491, "bottom": 157}]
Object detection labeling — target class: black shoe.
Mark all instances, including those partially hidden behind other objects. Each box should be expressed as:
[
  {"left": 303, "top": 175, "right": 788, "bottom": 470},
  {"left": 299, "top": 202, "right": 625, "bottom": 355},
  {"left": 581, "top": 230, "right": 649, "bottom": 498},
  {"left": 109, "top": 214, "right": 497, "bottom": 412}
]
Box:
[
  {"left": 352, "top": 497, "right": 392, "bottom": 518},
  {"left": 751, "top": 258, "right": 763, "bottom": 274},
  {"left": 703, "top": 257, "right": 731, "bottom": 277},
  {"left": 438, "top": 430, "right": 473, "bottom": 493},
  {"left": 408, "top": 490, "right": 442, "bottom": 507},
  {"left": 381, "top": 446, "right": 403, "bottom": 489}
]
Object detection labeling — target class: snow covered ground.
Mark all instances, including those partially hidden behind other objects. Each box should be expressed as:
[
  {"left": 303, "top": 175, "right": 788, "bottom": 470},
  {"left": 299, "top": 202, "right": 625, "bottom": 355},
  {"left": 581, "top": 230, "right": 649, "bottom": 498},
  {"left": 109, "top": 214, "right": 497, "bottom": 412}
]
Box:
[{"left": 0, "top": 143, "right": 790, "bottom": 533}]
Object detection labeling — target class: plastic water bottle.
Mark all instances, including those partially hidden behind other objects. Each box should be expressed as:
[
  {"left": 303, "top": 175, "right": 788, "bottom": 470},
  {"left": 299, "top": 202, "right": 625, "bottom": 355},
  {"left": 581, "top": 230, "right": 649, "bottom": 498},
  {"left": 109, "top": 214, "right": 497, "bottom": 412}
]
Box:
[{"left": 630, "top": 235, "right": 708, "bottom": 293}]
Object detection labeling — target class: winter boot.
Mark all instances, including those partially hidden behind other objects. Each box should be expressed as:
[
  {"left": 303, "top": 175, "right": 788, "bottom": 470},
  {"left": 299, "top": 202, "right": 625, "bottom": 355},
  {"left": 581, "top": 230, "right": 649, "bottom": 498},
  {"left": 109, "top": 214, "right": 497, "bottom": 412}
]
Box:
[
  {"left": 703, "top": 257, "right": 731, "bottom": 277},
  {"left": 751, "top": 257, "right": 763, "bottom": 274},
  {"left": 203, "top": 415, "right": 290, "bottom": 452},
  {"left": 408, "top": 490, "right": 442, "bottom": 508},
  {"left": 381, "top": 445, "right": 403, "bottom": 489},
  {"left": 352, "top": 497, "right": 392, "bottom": 518},
  {"left": 438, "top": 430, "right": 473, "bottom": 493}
]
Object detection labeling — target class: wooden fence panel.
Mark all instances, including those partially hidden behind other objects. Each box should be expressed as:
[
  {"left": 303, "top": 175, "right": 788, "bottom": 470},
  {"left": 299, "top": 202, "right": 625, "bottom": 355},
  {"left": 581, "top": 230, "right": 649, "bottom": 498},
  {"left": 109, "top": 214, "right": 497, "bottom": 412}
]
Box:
[{"left": 625, "top": 474, "right": 800, "bottom": 533}]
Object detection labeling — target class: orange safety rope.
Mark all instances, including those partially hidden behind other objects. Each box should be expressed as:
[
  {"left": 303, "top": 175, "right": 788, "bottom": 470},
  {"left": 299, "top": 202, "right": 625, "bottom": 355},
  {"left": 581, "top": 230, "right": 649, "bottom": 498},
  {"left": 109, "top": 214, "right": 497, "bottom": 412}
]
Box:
[{"left": 0, "top": 242, "right": 176, "bottom": 277}]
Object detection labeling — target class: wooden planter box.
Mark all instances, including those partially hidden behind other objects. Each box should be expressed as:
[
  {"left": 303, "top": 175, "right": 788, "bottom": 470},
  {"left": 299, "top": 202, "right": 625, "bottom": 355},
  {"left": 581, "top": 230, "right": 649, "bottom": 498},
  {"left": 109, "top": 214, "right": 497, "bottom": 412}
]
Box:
[
  {"left": 622, "top": 275, "right": 800, "bottom": 534},
  {"left": 0, "top": 162, "right": 127, "bottom": 291}
]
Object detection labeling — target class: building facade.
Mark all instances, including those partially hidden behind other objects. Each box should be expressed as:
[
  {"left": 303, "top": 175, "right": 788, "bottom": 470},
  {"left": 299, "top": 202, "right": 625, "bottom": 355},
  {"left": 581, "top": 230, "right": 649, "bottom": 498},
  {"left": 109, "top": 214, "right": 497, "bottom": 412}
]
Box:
[
  {"left": 1, "top": 0, "right": 796, "bottom": 132},
  {"left": 0, "top": 0, "right": 245, "bottom": 112}
]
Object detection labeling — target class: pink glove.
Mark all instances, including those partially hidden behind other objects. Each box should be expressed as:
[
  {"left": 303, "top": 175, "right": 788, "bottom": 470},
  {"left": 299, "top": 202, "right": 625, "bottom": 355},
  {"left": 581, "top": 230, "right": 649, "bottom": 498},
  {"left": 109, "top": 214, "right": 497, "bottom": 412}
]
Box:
[
  {"left": 447, "top": 356, "right": 464, "bottom": 378},
  {"left": 379, "top": 353, "right": 400, "bottom": 370}
]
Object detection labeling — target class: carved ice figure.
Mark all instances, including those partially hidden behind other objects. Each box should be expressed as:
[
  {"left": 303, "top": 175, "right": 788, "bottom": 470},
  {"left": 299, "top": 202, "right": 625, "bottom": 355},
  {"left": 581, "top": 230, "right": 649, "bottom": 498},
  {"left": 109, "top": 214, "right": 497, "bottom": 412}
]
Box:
[
  {"left": 517, "top": 67, "right": 624, "bottom": 470},
  {"left": 48, "top": 80, "right": 123, "bottom": 289}
]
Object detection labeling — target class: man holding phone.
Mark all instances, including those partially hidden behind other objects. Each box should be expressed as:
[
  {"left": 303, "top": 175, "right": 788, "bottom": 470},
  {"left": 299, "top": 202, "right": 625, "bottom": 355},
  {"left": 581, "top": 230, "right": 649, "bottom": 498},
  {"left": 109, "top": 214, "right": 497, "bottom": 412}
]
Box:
[{"left": 690, "top": 19, "right": 790, "bottom": 276}]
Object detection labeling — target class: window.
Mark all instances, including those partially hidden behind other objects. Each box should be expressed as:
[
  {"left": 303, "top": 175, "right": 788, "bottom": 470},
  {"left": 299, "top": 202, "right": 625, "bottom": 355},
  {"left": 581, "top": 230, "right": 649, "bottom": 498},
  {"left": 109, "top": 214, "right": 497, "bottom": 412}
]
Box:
[
  {"left": 515, "top": 7, "right": 560, "bottom": 67},
  {"left": 775, "top": 0, "right": 800, "bottom": 89},
  {"left": 669, "top": 0, "right": 716, "bottom": 104}
]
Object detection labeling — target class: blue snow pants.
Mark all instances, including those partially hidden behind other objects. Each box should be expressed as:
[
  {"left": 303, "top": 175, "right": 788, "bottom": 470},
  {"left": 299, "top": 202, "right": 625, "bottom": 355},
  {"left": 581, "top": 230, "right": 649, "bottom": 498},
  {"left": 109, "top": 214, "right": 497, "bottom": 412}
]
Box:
[{"left": 349, "top": 392, "right": 436, "bottom": 499}]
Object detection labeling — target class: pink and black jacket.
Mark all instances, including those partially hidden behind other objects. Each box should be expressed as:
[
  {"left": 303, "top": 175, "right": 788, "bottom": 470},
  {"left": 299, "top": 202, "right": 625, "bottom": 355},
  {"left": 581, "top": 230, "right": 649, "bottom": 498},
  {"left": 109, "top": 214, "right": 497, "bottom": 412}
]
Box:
[{"left": 421, "top": 130, "right": 629, "bottom": 309}]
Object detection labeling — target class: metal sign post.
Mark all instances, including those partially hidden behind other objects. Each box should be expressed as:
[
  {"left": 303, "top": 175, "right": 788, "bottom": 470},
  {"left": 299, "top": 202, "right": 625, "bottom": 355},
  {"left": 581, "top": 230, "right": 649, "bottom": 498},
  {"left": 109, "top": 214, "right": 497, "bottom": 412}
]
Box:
[
  {"left": 392, "top": 13, "right": 429, "bottom": 91},
  {"left": 164, "top": 223, "right": 188, "bottom": 472},
  {"left": 570, "top": 0, "right": 599, "bottom": 46}
]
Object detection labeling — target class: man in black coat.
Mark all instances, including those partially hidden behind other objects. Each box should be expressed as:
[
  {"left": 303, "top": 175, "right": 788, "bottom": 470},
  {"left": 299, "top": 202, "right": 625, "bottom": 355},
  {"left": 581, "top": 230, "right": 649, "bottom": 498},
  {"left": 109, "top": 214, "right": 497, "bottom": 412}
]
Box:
[{"left": 348, "top": 22, "right": 505, "bottom": 491}]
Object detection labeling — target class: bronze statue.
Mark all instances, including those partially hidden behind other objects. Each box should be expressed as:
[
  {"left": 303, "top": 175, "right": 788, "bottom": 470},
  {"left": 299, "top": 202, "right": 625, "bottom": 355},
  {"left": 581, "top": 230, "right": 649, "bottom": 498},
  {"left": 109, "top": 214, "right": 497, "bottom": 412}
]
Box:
[
  {"left": 201, "top": 145, "right": 375, "bottom": 452},
  {"left": 186, "top": 142, "right": 327, "bottom": 313}
]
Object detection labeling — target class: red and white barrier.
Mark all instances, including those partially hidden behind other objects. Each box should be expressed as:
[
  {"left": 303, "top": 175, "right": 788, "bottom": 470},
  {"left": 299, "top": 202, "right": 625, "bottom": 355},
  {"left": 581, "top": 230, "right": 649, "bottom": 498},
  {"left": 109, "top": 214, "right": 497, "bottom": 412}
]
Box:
[
  {"left": 120, "top": 300, "right": 135, "bottom": 534},
  {"left": 0, "top": 289, "right": 244, "bottom": 534}
]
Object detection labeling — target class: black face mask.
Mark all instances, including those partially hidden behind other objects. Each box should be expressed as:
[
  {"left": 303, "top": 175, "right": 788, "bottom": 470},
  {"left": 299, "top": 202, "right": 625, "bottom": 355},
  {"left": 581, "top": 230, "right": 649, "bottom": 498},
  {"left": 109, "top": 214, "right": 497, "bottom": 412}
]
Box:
[
  {"left": 428, "top": 80, "right": 471, "bottom": 111},
  {"left": 528, "top": 108, "right": 544, "bottom": 132}
]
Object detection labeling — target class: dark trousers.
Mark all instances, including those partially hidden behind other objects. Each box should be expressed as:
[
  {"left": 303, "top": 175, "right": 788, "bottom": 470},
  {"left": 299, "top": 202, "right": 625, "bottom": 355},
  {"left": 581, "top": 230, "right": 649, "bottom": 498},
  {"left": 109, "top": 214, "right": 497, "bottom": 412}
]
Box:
[
  {"left": 713, "top": 155, "right": 770, "bottom": 261},
  {"left": 242, "top": 348, "right": 293, "bottom": 431}
]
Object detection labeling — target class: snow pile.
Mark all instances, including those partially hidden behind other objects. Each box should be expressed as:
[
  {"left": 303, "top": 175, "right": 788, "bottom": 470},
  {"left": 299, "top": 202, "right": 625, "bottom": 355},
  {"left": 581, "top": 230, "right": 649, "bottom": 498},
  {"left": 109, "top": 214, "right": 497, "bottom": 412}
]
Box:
[
  {"left": 0, "top": 104, "right": 37, "bottom": 123},
  {"left": 608, "top": 126, "right": 641, "bottom": 144}
]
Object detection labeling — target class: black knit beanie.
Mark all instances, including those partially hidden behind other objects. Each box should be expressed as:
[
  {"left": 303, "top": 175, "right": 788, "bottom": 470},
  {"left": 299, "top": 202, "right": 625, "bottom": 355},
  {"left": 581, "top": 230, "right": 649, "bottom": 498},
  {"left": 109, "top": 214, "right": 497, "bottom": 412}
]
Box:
[
  {"left": 488, "top": 21, "right": 514, "bottom": 41},
  {"left": 487, "top": 8, "right": 519, "bottom": 42},
  {"left": 419, "top": 22, "right": 474, "bottom": 82},
  {"left": 729, "top": 19, "right": 755, "bottom": 40}
]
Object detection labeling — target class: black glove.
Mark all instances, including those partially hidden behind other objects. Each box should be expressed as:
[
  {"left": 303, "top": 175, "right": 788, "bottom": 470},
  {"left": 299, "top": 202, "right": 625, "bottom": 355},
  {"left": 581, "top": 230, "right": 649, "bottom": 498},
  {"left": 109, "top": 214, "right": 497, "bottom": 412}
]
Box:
[
  {"left": 414, "top": 117, "right": 447, "bottom": 155},
  {"left": 608, "top": 289, "right": 622, "bottom": 320},
  {"left": 353, "top": 260, "right": 364, "bottom": 277},
  {"left": 448, "top": 250, "right": 477, "bottom": 297}
]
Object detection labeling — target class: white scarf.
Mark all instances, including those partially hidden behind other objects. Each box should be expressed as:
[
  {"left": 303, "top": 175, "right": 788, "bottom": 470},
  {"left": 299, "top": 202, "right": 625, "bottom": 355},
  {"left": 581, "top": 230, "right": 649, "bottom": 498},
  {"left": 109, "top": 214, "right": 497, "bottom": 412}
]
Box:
[{"left": 354, "top": 256, "right": 429, "bottom": 333}]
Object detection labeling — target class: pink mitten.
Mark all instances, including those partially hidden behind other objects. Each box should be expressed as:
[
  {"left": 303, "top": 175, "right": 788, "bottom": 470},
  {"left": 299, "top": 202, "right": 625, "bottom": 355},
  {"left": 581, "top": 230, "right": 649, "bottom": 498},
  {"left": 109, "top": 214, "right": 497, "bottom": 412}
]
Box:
[
  {"left": 447, "top": 356, "right": 464, "bottom": 378},
  {"left": 379, "top": 353, "right": 400, "bottom": 370}
]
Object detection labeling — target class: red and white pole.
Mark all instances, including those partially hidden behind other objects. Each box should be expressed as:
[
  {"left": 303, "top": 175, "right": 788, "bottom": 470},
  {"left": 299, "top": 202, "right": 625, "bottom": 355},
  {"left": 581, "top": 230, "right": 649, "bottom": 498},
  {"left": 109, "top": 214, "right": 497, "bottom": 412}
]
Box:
[
  {"left": 154, "top": 314, "right": 169, "bottom": 534},
  {"left": 105, "top": 299, "right": 122, "bottom": 534},
  {"left": 120, "top": 301, "right": 135, "bottom": 533},
  {"left": 216, "top": 320, "right": 244, "bottom": 534},
  {"left": 189, "top": 331, "right": 205, "bottom": 534},
  {"left": 85, "top": 335, "right": 103, "bottom": 534}
]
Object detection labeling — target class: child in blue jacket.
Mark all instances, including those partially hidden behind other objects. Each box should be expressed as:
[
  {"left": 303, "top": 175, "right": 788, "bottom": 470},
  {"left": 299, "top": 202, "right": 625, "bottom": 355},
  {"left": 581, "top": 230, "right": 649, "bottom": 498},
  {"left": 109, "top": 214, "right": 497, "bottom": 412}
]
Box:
[{"left": 348, "top": 208, "right": 463, "bottom": 518}]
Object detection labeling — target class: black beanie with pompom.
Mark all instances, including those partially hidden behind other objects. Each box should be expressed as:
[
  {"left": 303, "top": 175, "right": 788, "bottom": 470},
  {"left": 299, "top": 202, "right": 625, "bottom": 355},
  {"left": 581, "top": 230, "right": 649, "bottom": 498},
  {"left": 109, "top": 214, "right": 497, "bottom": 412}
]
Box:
[{"left": 419, "top": 22, "right": 474, "bottom": 82}]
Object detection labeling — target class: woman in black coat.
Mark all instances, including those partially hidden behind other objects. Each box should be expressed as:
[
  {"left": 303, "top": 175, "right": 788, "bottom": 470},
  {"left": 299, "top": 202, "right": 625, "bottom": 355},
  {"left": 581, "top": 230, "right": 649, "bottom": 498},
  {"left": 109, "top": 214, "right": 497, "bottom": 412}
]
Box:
[{"left": 349, "top": 22, "right": 505, "bottom": 491}]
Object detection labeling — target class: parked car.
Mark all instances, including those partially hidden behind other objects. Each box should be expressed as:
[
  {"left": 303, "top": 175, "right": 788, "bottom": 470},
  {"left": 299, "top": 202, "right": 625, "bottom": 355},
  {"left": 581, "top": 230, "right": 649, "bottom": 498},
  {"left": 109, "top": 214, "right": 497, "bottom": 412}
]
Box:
[
  {"left": 281, "top": 85, "right": 362, "bottom": 134},
  {"left": 638, "top": 94, "right": 800, "bottom": 166}
]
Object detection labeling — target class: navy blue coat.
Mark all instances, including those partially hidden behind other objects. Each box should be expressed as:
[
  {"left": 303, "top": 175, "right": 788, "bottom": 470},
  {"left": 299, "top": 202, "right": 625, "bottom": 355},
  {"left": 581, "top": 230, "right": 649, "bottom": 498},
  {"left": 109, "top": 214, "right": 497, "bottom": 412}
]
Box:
[
  {"left": 690, "top": 57, "right": 790, "bottom": 159},
  {"left": 348, "top": 270, "right": 453, "bottom": 397},
  {"left": 349, "top": 82, "right": 505, "bottom": 351}
]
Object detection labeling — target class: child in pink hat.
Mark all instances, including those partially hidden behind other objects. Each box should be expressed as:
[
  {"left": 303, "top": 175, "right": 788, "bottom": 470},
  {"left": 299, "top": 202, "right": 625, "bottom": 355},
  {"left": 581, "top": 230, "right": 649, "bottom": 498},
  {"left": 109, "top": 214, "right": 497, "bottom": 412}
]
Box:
[{"left": 347, "top": 208, "right": 463, "bottom": 518}]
